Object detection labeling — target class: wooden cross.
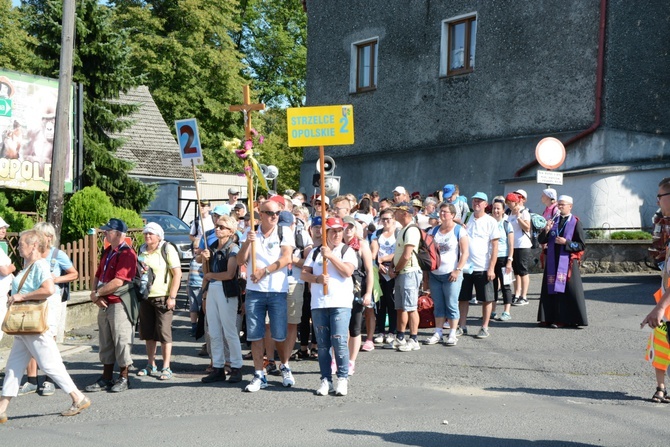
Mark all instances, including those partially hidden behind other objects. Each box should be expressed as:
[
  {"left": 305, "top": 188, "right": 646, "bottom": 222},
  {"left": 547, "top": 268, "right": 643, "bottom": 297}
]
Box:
[{"left": 229, "top": 85, "right": 265, "bottom": 273}]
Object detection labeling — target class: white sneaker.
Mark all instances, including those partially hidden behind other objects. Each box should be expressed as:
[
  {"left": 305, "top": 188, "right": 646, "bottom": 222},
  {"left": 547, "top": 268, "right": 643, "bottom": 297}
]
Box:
[
  {"left": 469, "top": 297, "right": 479, "bottom": 305},
  {"left": 384, "top": 334, "right": 395, "bottom": 344},
  {"left": 442, "top": 321, "right": 451, "bottom": 329},
  {"left": 373, "top": 334, "right": 384, "bottom": 344},
  {"left": 398, "top": 338, "right": 421, "bottom": 352},
  {"left": 244, "top": 374, "right": 268, "bottom": 392},
  {"left": 423, "top": 333, "right": 441, "bottom": 345},
  {"left": 335, "top": 377, "right": 348, "bottom": 396},
  {"left": 383, "top": 336, "right": 401, "bottom": 350},
  {"left": 444, "top": 334, "right": 458, "bottom": 346},
  {"left": 280, "top": 366, "right": 295, "bottom": 387},
  {"left": 315, "top": 378, "right": 334, "bottom": 396}
]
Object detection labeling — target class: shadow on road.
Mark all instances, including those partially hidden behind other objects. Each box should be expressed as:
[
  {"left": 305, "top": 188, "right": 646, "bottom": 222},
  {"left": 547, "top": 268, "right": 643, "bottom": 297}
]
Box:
[
  {"left": 485, "top": 386, "right": 639, "bottom": 401},
  {"left": 330, "top": 429, "right": 600, "bottom": 447}
]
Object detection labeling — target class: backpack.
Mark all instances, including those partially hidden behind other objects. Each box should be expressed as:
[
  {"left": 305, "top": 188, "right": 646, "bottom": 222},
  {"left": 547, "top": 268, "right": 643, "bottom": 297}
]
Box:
[
  {"left": 312, "top": 244, "right": 365, "bottom": 297},
  {"left": 417, "top": 295, "right": 435, "bottom": 328},
  {"left": 527, "top": 213, "right": 547, "bottom": 249},
  {"left": 402, "top": 224, "right": 441, "bottom": 272},
  {"left": 133, "top": 241, "right": 176, "bottom": 301}
]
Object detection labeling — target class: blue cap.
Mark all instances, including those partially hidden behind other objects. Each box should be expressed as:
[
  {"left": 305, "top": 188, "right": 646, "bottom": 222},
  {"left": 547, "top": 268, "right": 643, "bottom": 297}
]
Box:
[
  {"left": 311, "top": 216, "right": 323, "bottom": 227},
  {"left": 212, "top": 204, "right": 231, "bottom": 216},
  {"left": 443, "top": 184, "right": 456, "bottom": 198},
  {"left": 100, "top": 218, "right": 128, "bottom": 232},
  {"left": 471, "top": 192, "right": 488, "bottom": 202},
  {"left": 278, "top": 211, "right": 294, "bottom": 227},
  {"left": 428, "top": 212, "right": 439, "bottom": 219}
]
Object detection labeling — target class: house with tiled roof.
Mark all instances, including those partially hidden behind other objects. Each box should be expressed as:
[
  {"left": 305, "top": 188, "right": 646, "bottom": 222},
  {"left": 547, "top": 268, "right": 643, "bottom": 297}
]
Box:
[{"left": 114, "top": 85, "right": 196, "bottom": 216}]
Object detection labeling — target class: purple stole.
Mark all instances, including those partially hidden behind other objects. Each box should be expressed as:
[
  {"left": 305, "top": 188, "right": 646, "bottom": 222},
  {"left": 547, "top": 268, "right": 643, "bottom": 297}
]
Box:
[{"left": 547, "top": 215, "right": 577, "bottom": 294}]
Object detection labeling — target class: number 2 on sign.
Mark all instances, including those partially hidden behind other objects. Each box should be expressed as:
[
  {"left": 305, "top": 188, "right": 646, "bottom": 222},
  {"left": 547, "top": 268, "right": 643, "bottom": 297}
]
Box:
[
  {"left": 179, "top": 125, "right": 197, "bottom": 154},
  {"left": 339, "top": 115, "right": 349, "bottom": 134}
]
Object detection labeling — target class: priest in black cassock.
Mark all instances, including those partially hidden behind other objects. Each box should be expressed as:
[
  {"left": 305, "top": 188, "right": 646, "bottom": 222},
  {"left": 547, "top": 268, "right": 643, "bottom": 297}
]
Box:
[{"left": 537, "top": 195, "right": 588, "bottom": 328}]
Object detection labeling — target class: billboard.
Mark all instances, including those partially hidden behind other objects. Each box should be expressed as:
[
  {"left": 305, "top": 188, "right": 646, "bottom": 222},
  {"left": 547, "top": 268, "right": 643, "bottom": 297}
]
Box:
[{"left": 0, "top": 69, "right": 74, "bottom": 192}]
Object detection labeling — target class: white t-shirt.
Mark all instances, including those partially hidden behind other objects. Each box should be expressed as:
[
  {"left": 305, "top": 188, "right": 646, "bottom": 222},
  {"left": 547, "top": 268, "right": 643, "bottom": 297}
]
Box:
[
  {"left": 508, "top": 208, "right": 532, "bottom": 249},
  {"left": 190, "top": 214, "right": 215, "bottom": 245},
  {"left": 290, "top": 227, "right": 313, "bottom": 284},
  {"left": 246, "top": 225, "right": 295, "bottom": 293},
  {"left": 432, "top": 225, "right": 466, "bottom": 275},
  {"left": 304, "top": 243, "right": 358, "bottom": 309},
  {"left": 371, "top": 229, "right": 396, "bottom": 281},
  {"left": 465, "top": 213, "right": 500, "bottom": 271}
]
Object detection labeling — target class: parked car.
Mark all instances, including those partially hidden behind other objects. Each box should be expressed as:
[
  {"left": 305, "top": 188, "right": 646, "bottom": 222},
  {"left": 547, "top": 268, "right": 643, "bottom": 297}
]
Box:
[{"left": 141, "top": 211, "right": 192, "bottom": 268}]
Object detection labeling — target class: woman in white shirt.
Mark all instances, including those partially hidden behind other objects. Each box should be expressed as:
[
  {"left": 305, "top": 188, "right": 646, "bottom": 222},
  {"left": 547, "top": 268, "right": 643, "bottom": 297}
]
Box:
[{"left": 506, "top": 193, "right": 532, "bottom": 306}]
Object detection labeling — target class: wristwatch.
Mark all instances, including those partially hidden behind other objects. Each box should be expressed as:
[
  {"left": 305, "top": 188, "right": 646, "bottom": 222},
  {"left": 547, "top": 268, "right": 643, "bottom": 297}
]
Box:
[
  {"left": 455, "top": 267, "right": 462, "bottom": 271},
  {"left": 264, "top": 267, "right": 270, "bottom": 276},
  {"left": 507, "top": 257, "right": 513, "bottom": 262}
]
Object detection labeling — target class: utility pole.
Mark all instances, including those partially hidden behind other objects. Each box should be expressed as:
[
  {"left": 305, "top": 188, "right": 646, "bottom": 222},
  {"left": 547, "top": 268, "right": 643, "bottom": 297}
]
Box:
[{"left": 47, "top": 0, "right": 76, "bottom": 240}]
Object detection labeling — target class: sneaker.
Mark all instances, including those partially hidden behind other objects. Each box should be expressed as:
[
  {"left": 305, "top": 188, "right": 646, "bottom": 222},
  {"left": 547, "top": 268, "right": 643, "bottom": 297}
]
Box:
[
  {"left": 511, "top": 296, "right": 520, "bottom": 305},
  {"left": 61, "top": 396, "right": 91, "bottom": 417},
  {"left": 384, "top": 333, "right": 395, "bottom": 344},
  {"left": 490, "top": 312, "right": 497, "bottom": 320},
  {"left": 39, "top": 381, "right": 56, "bottom": 396},
  {"left": 444, "top": 334, "right": 458, "bottom": 346},
  {"left": 398, "top": 338, "right": 421, "bottom": 352},
  {"left": 383, "top": 336, "right": 401, "bottom": 350},
  {"left": 280, "top": 365, "right": 295, "bottom": 387},
  {"left": 202, "top": 367, "right": 227, "bottom": 383},
  {"left": 84, "top": 377, "right": 114, "bottom": 393},
  {"left": 335, "top": 377, "right": 348, "bottom": 396},
  {"left": 110, "top": 377, "right": 130, "bottom": 393},
  {"left": 469, "top": 297, "right": 479, "bottom": 305},
  {"left": 513, "top": 297, "right": 529, "bottom": 306},
  {"left": 265, "top": 361, "right": 279, "bottom": 376},
  {"left": 244, "top": 374, "right": 268, "bottom": 392},
  {"left": 348, "top": 361, "right": 355, "bottom": 376},
  {"left": 442, "top": 321, "right": 451, "bottom": 329},
  {"left": 475, "top": 327, "right": 490, "bottom": 339},
  {"left": 18, "top": 382, "right": 38, "bottom": 396},
  {"left": 455, "top": 326, "right": 467, "bottom": 337},
  {"left": 423, "top": 333, "right": 441, "bottom": 345},
  {"left": 315, "top": 378, "right": 334, "bottom": 396},
  {"left": 228, "top": 368, "right": 243, "bottom": 383},
  {"left": 497, "top": 312, "right": 511, "bottom": 321},
  {"left": 361, "top": 339, "right": 375, "bottom": 351}
]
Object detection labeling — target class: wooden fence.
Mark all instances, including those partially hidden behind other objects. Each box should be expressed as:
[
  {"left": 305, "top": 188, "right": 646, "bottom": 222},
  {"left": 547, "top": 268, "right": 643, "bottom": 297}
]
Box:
[{"left": 5, "top": 229, "right": 145, "bottom": 292}]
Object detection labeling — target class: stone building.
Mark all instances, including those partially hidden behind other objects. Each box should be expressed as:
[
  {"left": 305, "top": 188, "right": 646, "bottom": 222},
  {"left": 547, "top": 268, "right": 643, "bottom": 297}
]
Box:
[{"left": 300, "top": 0, "right": 670, "bottom": 229}]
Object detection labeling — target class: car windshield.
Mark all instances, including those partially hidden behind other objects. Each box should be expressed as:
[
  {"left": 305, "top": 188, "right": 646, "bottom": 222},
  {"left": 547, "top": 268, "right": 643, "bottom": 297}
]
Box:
[{"left": 144, "top": 215, "right": 190, "bottom": 233}]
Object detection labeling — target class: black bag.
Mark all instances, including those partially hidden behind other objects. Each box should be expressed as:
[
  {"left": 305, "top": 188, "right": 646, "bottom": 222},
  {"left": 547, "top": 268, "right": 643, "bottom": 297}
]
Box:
[{"left": 208, "top": 239, "right": 240, "bottom": 298}]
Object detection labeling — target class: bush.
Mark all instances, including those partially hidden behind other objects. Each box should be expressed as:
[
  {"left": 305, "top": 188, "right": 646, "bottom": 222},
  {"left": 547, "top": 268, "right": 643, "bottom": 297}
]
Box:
[
  {"left": 111, "top": 206, "right": 144, "bottom": 230},
  {"left": 62, "top": 186, "right": 115, "bottom": 244},
  {"left": 0, "top": 193, "right": 35, "bottom": 232},
  {"left": 610, "top": 231, "right": 653, "bottom": 240}
]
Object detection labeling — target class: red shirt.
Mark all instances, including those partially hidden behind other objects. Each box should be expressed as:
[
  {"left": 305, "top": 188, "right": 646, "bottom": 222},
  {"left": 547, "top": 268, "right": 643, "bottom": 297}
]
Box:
[{"left": 95, "top": 243, "right": 137, "bottom": 304}]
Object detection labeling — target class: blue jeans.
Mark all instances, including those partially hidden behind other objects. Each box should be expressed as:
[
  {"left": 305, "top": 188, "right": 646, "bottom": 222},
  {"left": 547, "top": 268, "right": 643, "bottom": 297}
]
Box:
[
  {"left": 312, "top": 307, "right": 351, "bottom": 380},
  {"left": 245, "top": 290, "right": 288, "bottom": 342},
  {"left": 429, "top": 272, "right": 462, "bottom": 320}
]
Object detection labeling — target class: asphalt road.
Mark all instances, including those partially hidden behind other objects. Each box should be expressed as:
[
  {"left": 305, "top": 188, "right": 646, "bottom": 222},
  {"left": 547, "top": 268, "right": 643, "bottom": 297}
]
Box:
[{"left": 0, "top": 272, "right": 668, "bottom": 446}]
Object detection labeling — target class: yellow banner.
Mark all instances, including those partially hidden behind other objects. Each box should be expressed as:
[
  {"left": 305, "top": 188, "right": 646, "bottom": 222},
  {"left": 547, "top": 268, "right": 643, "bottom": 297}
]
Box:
[{"left": 287, "top": 105, "right": 354, "bottom": 147}]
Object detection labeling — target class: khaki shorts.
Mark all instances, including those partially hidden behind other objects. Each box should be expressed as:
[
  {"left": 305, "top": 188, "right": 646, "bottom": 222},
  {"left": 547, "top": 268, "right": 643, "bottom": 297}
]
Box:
[{"left": 139, "top": 297, "right": 173, "bottom": 343}]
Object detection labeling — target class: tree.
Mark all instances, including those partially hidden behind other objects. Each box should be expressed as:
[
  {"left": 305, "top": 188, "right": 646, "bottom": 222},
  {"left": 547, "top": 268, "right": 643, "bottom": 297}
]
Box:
[
  {"left": 0, "top": 0, "right": 38, "bottom": 72},
  {"left": 112, "top": 0, "right": 248, "bottom": 174},
  {"left": 235, "top": 0, "right": 307, "bottom": 108},
  {"left": 21, "top": 0, "right": 155, "bottom": 210}
]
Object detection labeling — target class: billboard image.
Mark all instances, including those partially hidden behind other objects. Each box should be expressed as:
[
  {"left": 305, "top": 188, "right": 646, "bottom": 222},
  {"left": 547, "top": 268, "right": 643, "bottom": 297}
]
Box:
[{"left": 0, "top": 69, "right": 73, "bottom": 192}]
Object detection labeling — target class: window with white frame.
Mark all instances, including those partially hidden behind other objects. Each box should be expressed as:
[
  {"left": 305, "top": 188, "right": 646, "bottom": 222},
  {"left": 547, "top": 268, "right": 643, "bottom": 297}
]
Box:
[
  {"left": 350, "top": 38, "right": 378, "bottom": 93},
  {"left": 440, "top": 14, "right": 477, "bottom": 77}
]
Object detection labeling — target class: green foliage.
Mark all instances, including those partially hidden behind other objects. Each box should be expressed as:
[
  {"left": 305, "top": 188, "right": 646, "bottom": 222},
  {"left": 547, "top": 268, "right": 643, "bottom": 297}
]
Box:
[
  {"left": 610, "top": 231, "right": 653, "bottom": 240},
  {"left": 0, "top": 0, "right": 38, "bottom": 71},
  {"left": 586, "top": 229, "right": 604, "bottom": 239},
  {"left": 253, "top": 109, "right": 302, "bottom": 192},
  {"left": 61, "top": 186, "right": 114, "bottom": 244},
  {"left": 236, "top": 0, "right": 306, "bottom": 108},
  {"left": 111, "top": 206, "right": 143, "bottom": 230},
  {"left": 21, "top": 0, "right": 154, "bottom": 210},
  {"left": 0, "top": 192, "right": 34, "bottom": 232}
]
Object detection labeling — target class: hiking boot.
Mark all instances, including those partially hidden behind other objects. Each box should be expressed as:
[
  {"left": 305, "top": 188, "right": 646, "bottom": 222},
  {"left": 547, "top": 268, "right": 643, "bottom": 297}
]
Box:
[
  {"left": 202, "top": 367, "right": 227, "bottom": 383},
  {"left": 227, "top": 368, "right": 243, "bottom": 383},
  {"left": 110, "top": 377, "right": 130, "bottom": 393}
]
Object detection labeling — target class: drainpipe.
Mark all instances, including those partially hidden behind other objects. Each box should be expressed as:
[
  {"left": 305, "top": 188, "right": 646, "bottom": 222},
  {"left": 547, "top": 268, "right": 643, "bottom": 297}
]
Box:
[{"left": 514, "top": 0, "right": 607, "bottom": 177}]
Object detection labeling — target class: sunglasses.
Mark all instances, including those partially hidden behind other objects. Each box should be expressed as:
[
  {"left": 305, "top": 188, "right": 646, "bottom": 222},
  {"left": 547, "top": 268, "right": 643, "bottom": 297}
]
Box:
[
  {"left": 262, "top": 210, "right": 281, "bottom": 217},
  {"left": 215, "top": 225, "right": 231, "bottom": 230}
]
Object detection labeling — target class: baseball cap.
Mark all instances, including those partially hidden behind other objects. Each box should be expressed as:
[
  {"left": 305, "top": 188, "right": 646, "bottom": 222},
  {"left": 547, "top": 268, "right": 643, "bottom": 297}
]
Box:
[
  {"left": 392, "top": 186, "right": 407, "bottom": 195},
  {"left": 314, "top": 195, "right": 330, "bottom": 205},
  {"left": 278, "top": 211, "right": 295, "bottom": 227},
  {"left": 100, "top": 218, "right": 128, "bottom": 232},
  {"left": 354, "top": 212, "right": 374, "bottom": 226},
  {"left": 514, "top": 189, "right": 528, "bottom": 199},
  {"left": 228, "top": 187, "right": 240, "bottom": 195},
  {"left": 143, "top": 222, "right": 164, "bottom": 239},
  {"left": 212, "top": 204, "right": 231, "bottom": 216},
  {"left": 342, "top": 215, "right": 356, "bottom": 227},
  {"left": 442, "top": 184, "right": 456, "bottom": 198},
  {"left": 471, "top": 192, "right": 488, "bottom": 202},
  {"left": 393, "top": 202, "right": 417, "bottom": 215},
  {"left": 411, "top": 199, "right": 423, "bottom": 209},
  {"left": 268, "top": 195, "right": 286, "bottom": 207},
  {"left": 505, "top": 192, "right": 521, "bottom": 203},
  {"left": 325, "top": 217, "right": 344, "bottom": 229},
  {"left": 311, "top": 216, "right": 323, "bottom": 227},
  {"left": 0, "top": 217, "right": 9, "bottom": 228},
  {"left": 233, "top": 203, "right": 246, "bottom": 211},
  {"left": 199, "top": 200, "right": 211, "bottom": 207}
]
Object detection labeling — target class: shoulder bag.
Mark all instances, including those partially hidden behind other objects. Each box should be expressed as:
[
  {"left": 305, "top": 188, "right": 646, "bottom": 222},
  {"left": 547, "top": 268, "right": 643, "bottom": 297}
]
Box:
[{"left": 2, "top": 263, "right": 49, "bottom": 335}]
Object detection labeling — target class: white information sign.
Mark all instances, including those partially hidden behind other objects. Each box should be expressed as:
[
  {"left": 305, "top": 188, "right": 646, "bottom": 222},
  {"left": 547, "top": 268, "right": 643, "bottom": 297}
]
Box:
[
  {"left": 537, "top": 170, "right": 563, "bottom": 185},
  {"left": 175, "top": 118, "right": 204, "bottom": 166}
]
